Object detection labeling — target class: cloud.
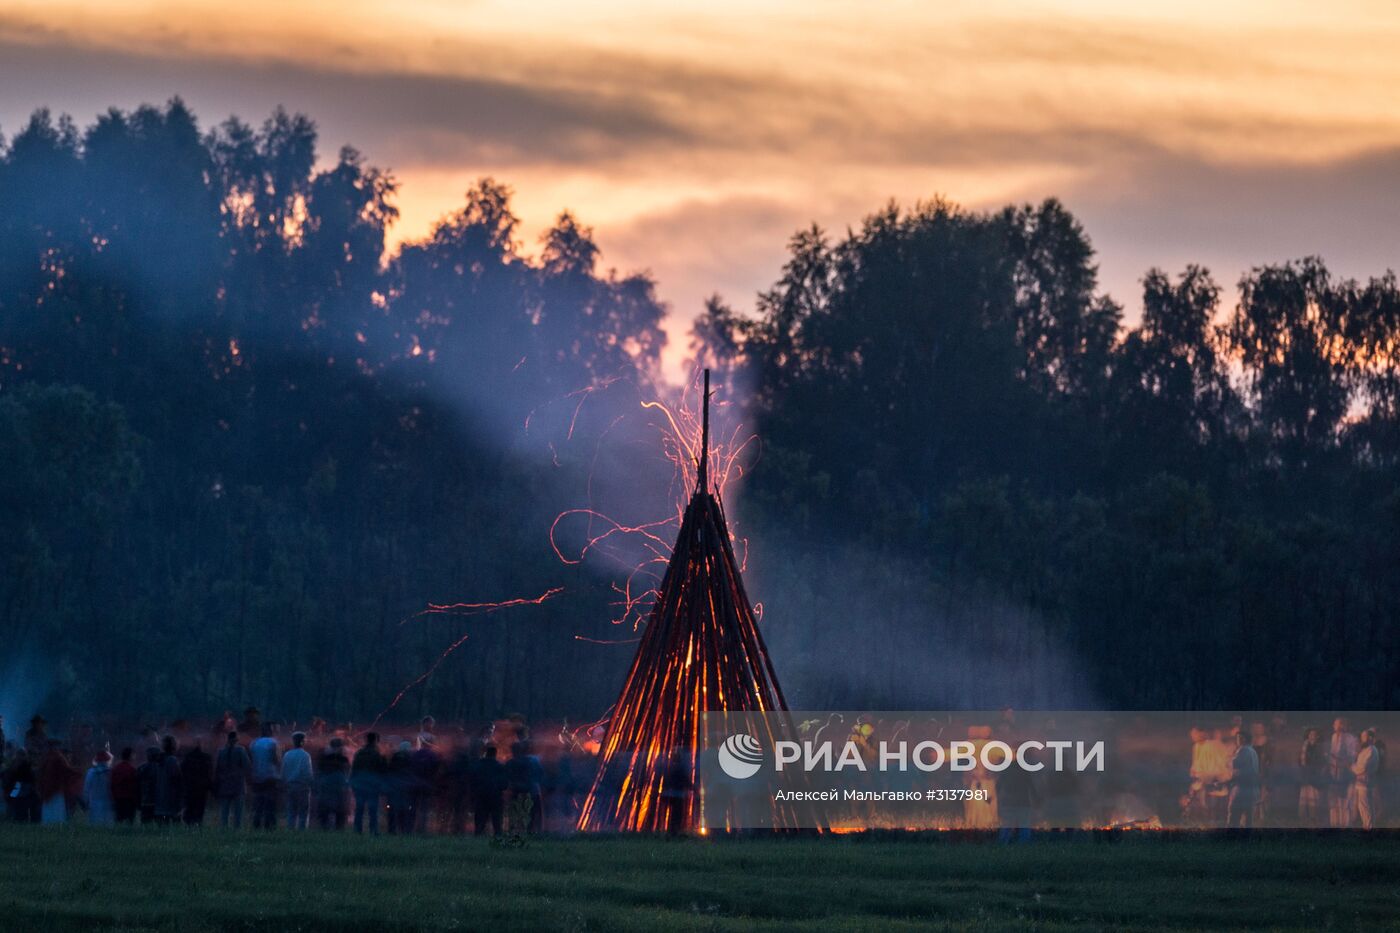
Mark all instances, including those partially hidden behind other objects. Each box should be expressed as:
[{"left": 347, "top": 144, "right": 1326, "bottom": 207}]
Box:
[
  {"left": 0, "top": 28, "right": 691, "bottom": 168},
  {"left": 1064, "top": 145, "right": 1400, "bottom": 311},
  {"left": 4, "top": 2, "right": 1400, "bottom": 370}
]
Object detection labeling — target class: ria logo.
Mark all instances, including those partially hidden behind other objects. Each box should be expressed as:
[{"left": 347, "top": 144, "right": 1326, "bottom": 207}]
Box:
[{"left": 718, "top": 733, "right": 764, "bottom": 779}]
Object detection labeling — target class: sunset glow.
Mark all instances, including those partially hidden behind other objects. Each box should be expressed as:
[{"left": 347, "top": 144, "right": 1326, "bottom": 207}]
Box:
[{"left": 4, "top": 1, "right": 1399, "bottom": 377}]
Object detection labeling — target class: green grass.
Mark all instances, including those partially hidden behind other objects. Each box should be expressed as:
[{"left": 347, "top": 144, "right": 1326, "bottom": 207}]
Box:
[{"left": 0, "top": 826, "right": 1397, "bottom": 931}]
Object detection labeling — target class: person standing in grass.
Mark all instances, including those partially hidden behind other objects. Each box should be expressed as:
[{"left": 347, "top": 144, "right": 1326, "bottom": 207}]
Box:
[
  {"left": 182, "top": 739, "right": 212, "bottom": 826},
  {"left": 38, "top": 742, "right": 79, "bottom": 824},
  {"left": 110, "top": 747, "right": 138, "bottom": 824},
  {"left": 386, "top": 740, "right": 416, "bottom": 834},
  {"left": 1249, "top": 721, "right": 1273, "bottom": 826},
  {"left": 473, "top": 744, "right": 509, "bottom": 837},
  {"left": 136, "top": 747, "right": 164, "bottom": 824},
  {"left": 316, "top": 737, "right": 351, "bottom": 830},
  {"left": 154, "top": 735, "right": 184, "bottom": 825},
  {"left": 662, "top": 746, "right": 692, "bottom": 838},
  {"left": 352, "top": 732, "right": 386, "bottom": 835},
  {"left": 507, "top": 732, "right": 544, "bottom": 834},
  {"left": 470, "top": 744, "right": 507, "bottom": 837},
  {"left": 1225, "top": 730, "right": 1260, "bottom": 829},
  {"left": 1327, "top": 717, "right": 1359, "bottom": 828},
  {"left": 214, "top": 731, "right": 251, "bottom": 828},
  {"left": 1298, "top": 727, "right": 1326, "bottom": 827},
  {"left": 3, "top": 748, "right": 40, "bottom": 823},
  {"left": 84, "top": 749, "right": 115, "bottom": 826},
  {"left": 249, "top": 723, "right": 281, "bottom": 830},
  {"left": 410, "top": 735, "right": 443, "bottom": 834},
  {"left": 282, "top": 731, "right": 314, "bottom": 830},
  {"left": 446, "top": 741, "right": 475, "bottom": 834},
  {"left": 1352, "top": 729, "right": 1382, "bottom": 830}
]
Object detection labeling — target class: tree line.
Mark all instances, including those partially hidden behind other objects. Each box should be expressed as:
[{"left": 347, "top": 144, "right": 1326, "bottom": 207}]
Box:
[
  {"left": 1, "top": 99, "right": 1397, "bottom": 721},
  {"left": 698, "top": 201, "right": 1400, "bottom": 710}
]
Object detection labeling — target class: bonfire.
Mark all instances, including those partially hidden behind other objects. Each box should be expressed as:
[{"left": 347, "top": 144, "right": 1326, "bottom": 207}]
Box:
[{"left": 578, "top": 371, "right": 796, "bottom": 832}]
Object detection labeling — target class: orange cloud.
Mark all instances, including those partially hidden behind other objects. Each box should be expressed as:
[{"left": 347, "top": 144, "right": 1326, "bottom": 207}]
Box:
[{"left": 4, "top": 1, "right": 1399, "bottom": 382}]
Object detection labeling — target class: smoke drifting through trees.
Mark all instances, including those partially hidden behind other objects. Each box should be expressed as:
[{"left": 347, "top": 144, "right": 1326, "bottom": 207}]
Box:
[{"left": 1, "top": 100, "right": 1398, "bottom": 721}]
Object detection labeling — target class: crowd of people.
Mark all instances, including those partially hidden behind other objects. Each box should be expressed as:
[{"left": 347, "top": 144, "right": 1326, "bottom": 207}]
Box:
[
  {"left": 4, "top": 708, "right": 1392, "bottom": 836},
  {"left": 0, "top": 710, "right": 597, "bottom": 835},
  {"left": 766, "top": 711, "right": 1394, "bottom": 834},
  {"left": 1185, "top": 716, "right": 1387, "bottom": 830}
]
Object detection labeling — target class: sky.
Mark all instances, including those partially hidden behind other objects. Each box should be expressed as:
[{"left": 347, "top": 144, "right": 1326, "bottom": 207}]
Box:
[{"left": 3, "top": 0, "right": 1399, "bottom": 379}]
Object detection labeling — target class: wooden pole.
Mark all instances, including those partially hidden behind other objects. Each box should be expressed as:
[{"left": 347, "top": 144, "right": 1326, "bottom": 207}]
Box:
[{"left": 697, "top": 368, "right": 710, "bottom": 495}]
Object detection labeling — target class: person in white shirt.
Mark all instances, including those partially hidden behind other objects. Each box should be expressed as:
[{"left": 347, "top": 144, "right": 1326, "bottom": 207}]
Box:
[
  {"left": 1327, "top": 717, "right": 1359, "bottom": 828},
  {"left": 1351, "top": 729, "right": 1382, "bottom": 830},
  {"left": 281, "top": 731, "right": 314, "bottom": 830}
]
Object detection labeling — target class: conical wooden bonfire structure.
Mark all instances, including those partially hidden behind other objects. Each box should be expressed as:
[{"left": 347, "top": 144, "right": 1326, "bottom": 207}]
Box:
[{"left": 578, "top": 371, "right": 792, "bottom": 832}]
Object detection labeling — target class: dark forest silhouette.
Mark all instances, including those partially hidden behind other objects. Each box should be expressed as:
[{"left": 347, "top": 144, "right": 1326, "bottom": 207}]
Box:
[{"left": 1, "top": 100, "right": 1398, "bottom": 721}]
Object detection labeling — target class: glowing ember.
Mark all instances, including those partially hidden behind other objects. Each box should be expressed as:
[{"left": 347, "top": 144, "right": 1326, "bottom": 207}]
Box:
[
  {"left": 547, "top": 369, "right": 759, "bottom": 630},
  {"left": 368, "top": 587, "right": 565, "bottom": 728}
]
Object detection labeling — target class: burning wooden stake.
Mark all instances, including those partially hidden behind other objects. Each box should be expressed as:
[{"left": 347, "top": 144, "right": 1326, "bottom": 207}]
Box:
[{"left": 578, "top": 370, "right": 798, "bottom": 832}]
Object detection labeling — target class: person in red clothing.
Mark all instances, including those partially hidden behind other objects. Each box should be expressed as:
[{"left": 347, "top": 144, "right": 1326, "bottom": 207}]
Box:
[
  {"left": 37, "top": 743, "right": 80, "bottom": 823},
  {"left": 110, "top": 746, "right": 139, "bottom": 824}
]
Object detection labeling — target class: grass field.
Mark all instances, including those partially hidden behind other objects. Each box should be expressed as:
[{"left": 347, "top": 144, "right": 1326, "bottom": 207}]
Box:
[{"left": 0, "top": 826, "right": 1397, "bottom": 931}]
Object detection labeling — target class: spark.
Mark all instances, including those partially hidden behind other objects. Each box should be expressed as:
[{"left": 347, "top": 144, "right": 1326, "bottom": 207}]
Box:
[
  {"left": 367, "top": 630, "right": 473, "bottom": 730},
  {"left": 371, "top": 589, "right": 564, "bottom": 730},
  {"left": 398, "top": 587, "right": 564, "bottom": 627}
]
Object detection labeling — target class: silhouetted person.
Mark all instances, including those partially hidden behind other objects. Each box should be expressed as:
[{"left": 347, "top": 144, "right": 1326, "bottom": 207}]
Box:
[
  {"left": 387, "top": 740, "right": 415, "bottom": 834},
  {"left": 249, "top": 723, "right": 280, "bottom": 830},
  {"left": 352, "top": 732, "right": 386, "bottom": 835},
  {"left": 214, "top": 731, "right": 250, "bottom": 828},
  {"left": 1248, "top": 721, "right": 1273, "bottom": 824},
  {"left": 282, "top": 731, "right": 313, "bottom": 830},
  {"left": 411, "top": 736, "right": 443, "bottom": 833},
  {"left": 543, "top": 734, "right": 574, "bottom": 825},
  {"left": 4, "top": 748, "right": 40, "bottom": 823},
  {"left": 37, "top": 743, "right": 79, "bottom": 824},
  {"left": 111, "top": 747, "right": 138, "bottom": 824},
  {"left": 470, "top": 744, "right": 507, "bottom": 836},
  {"left": 1328, "top": 717, "right": 1359, "bottom": 828},
  {"left": 507, "top": 734, "right": 544, "bottom": 833},
  {"left": 1352, "top": 728, "right": 1382, "bottom": 830},
  {"left": 1298, "top": 727, "right": 1326, "bottom": 827},
  {"left": 182, "top": 739, "right": 212, "bottom": 825},
  {"left": 567, "top": 743, "right": 597, "bottom": 823},
  {"left": 84, "top": 749, "right": 115, "bottom": 826},
  {"left": 137, "top": 746, "right": 161, "bottom": 824},
  {"left": 663, "top": 746, "right": 692, "bottom": 837},
  {"left": 1226, "top": 731, "right": 1259, "bottom": 829},
  {"left": 316, "top": 737, "right": 350, "bottom": 830},
  {"left": 446, "top": 742, "right": 475, "bottom": 834},
  {"left": 154, "top": 735, "right": 183, "bottom": 824}
]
